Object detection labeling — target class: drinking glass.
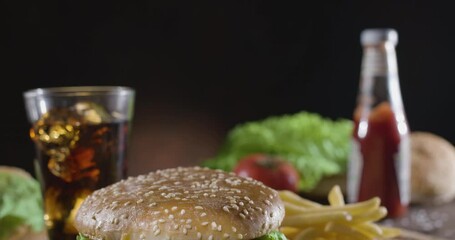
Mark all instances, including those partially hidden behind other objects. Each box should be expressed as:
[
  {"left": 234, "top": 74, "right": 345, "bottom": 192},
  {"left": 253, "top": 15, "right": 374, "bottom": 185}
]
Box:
[{"left": 23, "top": 86, "right": 135, "bottom": 240}]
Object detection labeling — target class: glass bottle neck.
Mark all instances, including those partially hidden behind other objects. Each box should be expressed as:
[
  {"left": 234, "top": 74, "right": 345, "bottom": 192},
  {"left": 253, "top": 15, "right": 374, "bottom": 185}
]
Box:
[
  {"left": 359, "top": 42, "right": 403, "bottom": 109},
  {"left": 361, "top": 42, "right": 398, "bottom": 76}
]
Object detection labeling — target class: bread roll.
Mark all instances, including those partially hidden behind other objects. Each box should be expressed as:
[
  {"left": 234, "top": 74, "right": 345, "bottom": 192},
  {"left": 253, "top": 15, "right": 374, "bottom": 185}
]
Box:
[{"left": 410, "top": 132, "right": 455, "bottom": 204}]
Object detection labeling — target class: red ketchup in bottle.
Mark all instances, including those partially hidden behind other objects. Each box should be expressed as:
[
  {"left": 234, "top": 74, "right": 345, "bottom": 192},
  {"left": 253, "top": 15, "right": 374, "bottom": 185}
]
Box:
[{"left": 348, "top": 29, "right": 410, "bottom": 218}]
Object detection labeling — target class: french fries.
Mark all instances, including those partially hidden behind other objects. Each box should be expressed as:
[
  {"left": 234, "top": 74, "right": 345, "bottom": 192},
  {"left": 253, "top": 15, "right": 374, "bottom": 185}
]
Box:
[{"left": 278, "top": 186, "right": 400, "bottom": 240}]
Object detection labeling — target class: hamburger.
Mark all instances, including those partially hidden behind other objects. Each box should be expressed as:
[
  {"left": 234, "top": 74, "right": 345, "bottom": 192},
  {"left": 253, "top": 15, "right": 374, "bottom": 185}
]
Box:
[{"left": 74, "top": 167, "right": 286, "bottom": 240}]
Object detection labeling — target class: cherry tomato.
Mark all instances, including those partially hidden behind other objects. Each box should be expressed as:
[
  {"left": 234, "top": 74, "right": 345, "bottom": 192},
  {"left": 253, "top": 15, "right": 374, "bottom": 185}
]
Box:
[{"left": 234, "top": 153, "right": 300, "bottom": 192}]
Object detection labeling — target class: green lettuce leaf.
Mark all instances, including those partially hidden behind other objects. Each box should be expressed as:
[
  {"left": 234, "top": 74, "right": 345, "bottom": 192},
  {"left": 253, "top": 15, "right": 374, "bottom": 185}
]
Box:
[
  {"left": 254, "top": 230, "right": 287, "bottom": 240},
  {"left": 0, "top": 170, "right": 44, "bottom": 239},
  {"left": 77, "top": 233, "right": 90, "bottom": 240},
  {"left": 202, "top": 112, "right": 353, "bottom": 191}
]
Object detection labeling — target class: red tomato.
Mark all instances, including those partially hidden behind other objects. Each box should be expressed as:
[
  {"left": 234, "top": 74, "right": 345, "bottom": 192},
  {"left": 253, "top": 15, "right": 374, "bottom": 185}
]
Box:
[{"left": 234, "top": 153, "right": 300, "bottom": 192}]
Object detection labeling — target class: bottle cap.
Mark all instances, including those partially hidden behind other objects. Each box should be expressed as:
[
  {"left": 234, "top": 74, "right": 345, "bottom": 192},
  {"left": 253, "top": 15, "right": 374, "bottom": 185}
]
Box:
[{"left": 361, "top": 28, "right": 398, "bottom": 46}]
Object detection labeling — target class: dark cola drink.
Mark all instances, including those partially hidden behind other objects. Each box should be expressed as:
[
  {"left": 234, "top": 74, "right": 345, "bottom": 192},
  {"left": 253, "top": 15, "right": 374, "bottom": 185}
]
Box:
[{"left": 30, "top": 103, "right": 130, "bottom": 240}]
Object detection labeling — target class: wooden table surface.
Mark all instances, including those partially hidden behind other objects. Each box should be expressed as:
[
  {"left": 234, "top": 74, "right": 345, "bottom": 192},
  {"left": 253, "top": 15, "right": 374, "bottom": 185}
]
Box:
[{"left": 382, "top": 201, "right": 455, "bottom": 240}]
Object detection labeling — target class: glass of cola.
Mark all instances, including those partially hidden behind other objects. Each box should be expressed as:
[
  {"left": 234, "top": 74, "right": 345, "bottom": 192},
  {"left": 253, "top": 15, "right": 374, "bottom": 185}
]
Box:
[{"left": 23, "top": 86, "right": 135, "bottom": 240}]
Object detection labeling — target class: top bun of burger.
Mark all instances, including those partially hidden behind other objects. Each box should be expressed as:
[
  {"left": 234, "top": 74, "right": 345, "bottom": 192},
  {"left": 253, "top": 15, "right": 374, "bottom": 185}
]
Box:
[{"left": 75, "top": 167, "right": 285, "bottom": 240}]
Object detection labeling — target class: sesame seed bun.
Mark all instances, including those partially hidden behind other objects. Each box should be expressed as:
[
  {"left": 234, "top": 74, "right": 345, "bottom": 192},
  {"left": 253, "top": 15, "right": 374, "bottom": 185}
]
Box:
[{"left": 74, "top": 167, "right": 285, "bottom": 240}]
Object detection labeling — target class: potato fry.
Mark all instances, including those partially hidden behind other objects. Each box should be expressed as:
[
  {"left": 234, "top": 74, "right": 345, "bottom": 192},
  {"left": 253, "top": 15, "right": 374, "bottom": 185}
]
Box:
[
  {"left": 280, "top": 226, "right": 301, "bottom": 239},
  {"left": 350, "top": 206, "right": 388, "bottom": 224},
  {"left": 278, "top": 185, "right": 401, "bottom": 240},
  {"left": 352, "top": 222, "right": 383, "bottom": 238},
  {"left": 285, "top": 197, "right": 380, "bottom": 216},
  {"left": 294, "top": 227, "right": 324, "bottom": 240},
  {"left": 279, "top": 190, "right": 322, "bottom": 208},
  {"left": 328, "top": 185, "right": 345, "bottom": 206},
  {"left": 282, "top": 211, "right": 352, "bottom": 227},
  {"left": 284, "top": 202, "right": 312, "bottom": 216},
  {"left": 323, "top": 222, "right": 370, "bottom": 240},
  {"left": 380, "top": 226, "right": 401, "bottom": 238}
]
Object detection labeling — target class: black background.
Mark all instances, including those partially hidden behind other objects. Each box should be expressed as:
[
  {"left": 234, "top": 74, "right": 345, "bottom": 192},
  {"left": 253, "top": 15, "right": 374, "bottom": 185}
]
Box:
[{"left": 2, "top": 1, "right": 454, "bottom": 175}]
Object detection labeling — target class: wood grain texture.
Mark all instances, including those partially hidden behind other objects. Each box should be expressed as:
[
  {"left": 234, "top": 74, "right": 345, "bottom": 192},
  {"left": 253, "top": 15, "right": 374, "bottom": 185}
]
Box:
[{"left": 394, "top": 229, "right": 447, "bottom": 240}]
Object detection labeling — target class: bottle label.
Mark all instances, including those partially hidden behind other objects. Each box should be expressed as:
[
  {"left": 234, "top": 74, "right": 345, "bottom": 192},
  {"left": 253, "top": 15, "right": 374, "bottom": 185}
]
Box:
[
  {"left": 395, "top": 134, "right": 410, "bottom": 205},
  {"left": 347, "top": 139, "right": 363, "bottom": 203}
]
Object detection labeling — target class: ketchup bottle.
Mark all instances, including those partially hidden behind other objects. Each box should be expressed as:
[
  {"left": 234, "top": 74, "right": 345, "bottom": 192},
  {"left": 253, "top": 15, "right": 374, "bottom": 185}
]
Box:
[{"left": 347, "top": 29, "right": 410, "bottom": 218}]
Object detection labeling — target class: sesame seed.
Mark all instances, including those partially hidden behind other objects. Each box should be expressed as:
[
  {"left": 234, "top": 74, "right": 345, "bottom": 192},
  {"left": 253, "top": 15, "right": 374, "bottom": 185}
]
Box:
[
  {"left": 195, "top": 206, "right": 204, "bottom": 210},
  {"left": 224, "top": 233, "right": 230, "bottom": 238},
  {"left": 197, "top": 232, "right": 202, "bottom": 239},
  {"left": 169, "top": 214, "right": 174, "bottom": 219},
  {"left": 180, "top": 209, "right": 186, "bottom": 215},
  {"left": 137, "top": 199, "right": 144, "bottom": 204},
  {"left": 211, "top": 222, "right": 217, "bottom": 229},
  {"left": 239, "top": 213, "right": 246, "bottom": 219},
  {"left": 139, "top": 233, "right": 146, "bottom": 240},
  {"left": 183, "top": 228, "right": 188, "bottom": 235},
  {"left": 208, "top": 235, "right": 214, "bottom": 240},
  {"left": 217, "top": 225, "right": 222, "bottom": 231},
  {"left": 237, "top": 233, "right": 244, "bottom": 239},
  {"left": 201, "top": 212, "right": 207, "bottom": 217},
  {"left": 153, "top": 229, "right": 161, "bottom": 236},
  {"left": 223, "top": 206, "right": 230, "bottom": 213},
  {"left": 171, "top": 206, "right": 178, "bottom": 211},
  {"left": 201, "top": 222, "right": 209, "bottom": 226}
]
